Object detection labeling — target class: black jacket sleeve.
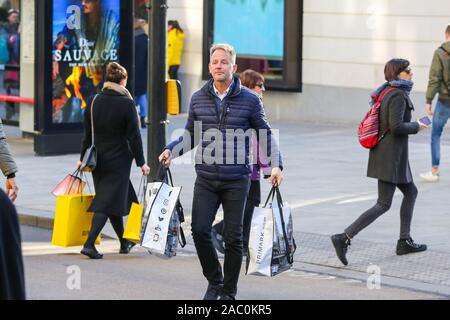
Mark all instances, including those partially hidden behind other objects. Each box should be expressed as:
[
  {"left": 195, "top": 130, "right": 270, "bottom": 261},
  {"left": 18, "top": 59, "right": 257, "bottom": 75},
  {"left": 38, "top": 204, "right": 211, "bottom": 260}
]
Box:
[
  {"left": 388, "top": 93, "right": 420, "bottom": 135},
  {"left": 125, "top": 99, "right": 145, "bottom": 167},
  {"left": 80, "top": 96, "right": 93, "bottom": 160}
]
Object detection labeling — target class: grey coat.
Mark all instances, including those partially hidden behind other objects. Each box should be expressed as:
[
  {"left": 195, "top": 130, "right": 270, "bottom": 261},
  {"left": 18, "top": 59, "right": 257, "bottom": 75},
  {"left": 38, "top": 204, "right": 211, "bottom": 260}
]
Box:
[
  {"left": 367, "top": 89, "right": 420, "bottom": 184},
  {"left": 0, "top": 120, "right": 18, "bottom": 178}
]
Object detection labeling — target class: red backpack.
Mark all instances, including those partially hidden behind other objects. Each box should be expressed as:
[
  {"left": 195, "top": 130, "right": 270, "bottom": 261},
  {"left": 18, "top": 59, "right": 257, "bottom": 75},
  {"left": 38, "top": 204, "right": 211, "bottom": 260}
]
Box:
[{"left": 358, "top": 87, "right": 396, "bottom": 149}]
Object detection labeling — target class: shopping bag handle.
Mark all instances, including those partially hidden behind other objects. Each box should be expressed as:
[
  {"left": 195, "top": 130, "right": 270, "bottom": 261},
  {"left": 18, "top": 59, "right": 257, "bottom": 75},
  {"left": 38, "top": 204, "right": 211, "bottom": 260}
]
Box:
[
  {"left": 266, "top": 186, "right": 294, "bottom": 264},
  {"left": 137, "top": 175, "right": 147, "bottom": 203},
  {"left": 66, "top": 168, "right": 83, "bottom": 194}
]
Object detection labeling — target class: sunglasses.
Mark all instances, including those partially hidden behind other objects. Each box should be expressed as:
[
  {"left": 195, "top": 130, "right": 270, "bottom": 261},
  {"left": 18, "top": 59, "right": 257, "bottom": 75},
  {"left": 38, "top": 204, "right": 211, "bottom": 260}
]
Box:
[
  {"left": 403, "top": 67, "right": 412, "bottom": 74},
  {"left": 255, "top": 83, "right": 265, "bottom": 89}
]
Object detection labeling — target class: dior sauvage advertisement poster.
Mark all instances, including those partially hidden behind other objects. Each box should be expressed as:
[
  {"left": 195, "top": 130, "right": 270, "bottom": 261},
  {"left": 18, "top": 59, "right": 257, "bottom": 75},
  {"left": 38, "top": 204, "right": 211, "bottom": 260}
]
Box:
[{"left": 51, "top": 0, "right": 120, "bottom": 124}]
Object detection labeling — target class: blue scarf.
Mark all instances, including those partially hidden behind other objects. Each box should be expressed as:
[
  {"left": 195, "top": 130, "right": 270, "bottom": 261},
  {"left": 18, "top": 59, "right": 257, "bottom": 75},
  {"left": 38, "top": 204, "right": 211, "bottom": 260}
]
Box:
[
  {"left": 389, "top": 79, "right": 414, "bottom": 96},
  {"left": 370, "top": 80, "right": 414, "bottom": 105}
]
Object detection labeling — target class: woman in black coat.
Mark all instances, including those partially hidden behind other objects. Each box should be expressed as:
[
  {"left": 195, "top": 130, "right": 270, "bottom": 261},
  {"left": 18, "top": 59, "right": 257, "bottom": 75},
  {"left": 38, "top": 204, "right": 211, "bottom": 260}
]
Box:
[
  {"left": 331, "top": 59, "right": 428, "bottom": 266},
  {"left": 78, "top": 62, "right": 150, "bottom": 259}
]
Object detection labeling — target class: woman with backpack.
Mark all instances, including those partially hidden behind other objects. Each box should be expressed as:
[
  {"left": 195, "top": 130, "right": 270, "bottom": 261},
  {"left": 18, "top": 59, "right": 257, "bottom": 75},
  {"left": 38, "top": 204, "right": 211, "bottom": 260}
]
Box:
[{"left": 331, "top": 58, "right": 428, "bottom": 266}]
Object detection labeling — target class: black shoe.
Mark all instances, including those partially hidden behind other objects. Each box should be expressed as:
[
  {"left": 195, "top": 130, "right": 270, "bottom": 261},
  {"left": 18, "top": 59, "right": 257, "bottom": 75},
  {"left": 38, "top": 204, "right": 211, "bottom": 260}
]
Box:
[
  {"left": 396, "top": 237, "right": 427, "bottom": 255},
  {"left": 81, "top": 247, "right": 103, "bottom": 259},
  {"left": 120, "top": 240, "right": 136, "bottom": 254},
  {"left": 211, "top": 228, "right": 225, "bottom": 254},
  {"left": 203, "top": 283, "right": 223, "bottom": 300},
  {"left": 219, "top": 293, "right": 235, "bottom": 300},
  {"left": 331, "top": 233, "right": 351, "bottom": 266}
]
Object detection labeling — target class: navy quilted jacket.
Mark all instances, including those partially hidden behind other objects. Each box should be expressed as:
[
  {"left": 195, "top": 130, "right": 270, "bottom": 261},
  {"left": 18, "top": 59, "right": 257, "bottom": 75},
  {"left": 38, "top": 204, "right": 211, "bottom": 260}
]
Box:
[{"left": 166, "top": 76, "right": 282, "bottom": 181}]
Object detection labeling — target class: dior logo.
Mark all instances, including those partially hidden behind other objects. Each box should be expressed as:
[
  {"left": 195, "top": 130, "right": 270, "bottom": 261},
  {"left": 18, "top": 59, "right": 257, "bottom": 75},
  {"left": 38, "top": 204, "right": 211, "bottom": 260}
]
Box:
[
  {"left": 163, "top": 199, "right": 169, "bottom": 206},
  {"left": 153, "top": 234, "right": 159, "bottom": 242},
  {"left": 155, "top": 225, "right": 162, "bottom": 231},
  {"left": 158, "top": 216, "right": 164, "bottom": 222},
  {"left": 161, "top": 208, "right": 167, "bottom": 215}
]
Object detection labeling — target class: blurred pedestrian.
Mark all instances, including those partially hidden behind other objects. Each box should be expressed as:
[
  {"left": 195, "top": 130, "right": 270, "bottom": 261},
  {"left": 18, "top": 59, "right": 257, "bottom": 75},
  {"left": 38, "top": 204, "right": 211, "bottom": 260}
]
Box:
[
  {"left": 167, "top": 20, "right": 184, "bottom": 80},
  {"left": 134, "top": 18, "right": 149, "bottom": 129},
  {"left": 78, "top": 62, "right": 150, "bottom": 259},
  {"left": 159, "top": 44, "right": 283, "bottom": 300},
  {"left": 420, "top": 25, "right": 450, "bottom": 182},
  {"left": 331, "top": 59, "right": 428, "bottom": 266},
  {"left": 0, "top": 188, "right": 25, "bottom": 300},
  {"left": 0, "top": 118, "right": 18, "bottom": 202},
  {"left": 211, "top": 69, "right": 270, "bottom": 256}
]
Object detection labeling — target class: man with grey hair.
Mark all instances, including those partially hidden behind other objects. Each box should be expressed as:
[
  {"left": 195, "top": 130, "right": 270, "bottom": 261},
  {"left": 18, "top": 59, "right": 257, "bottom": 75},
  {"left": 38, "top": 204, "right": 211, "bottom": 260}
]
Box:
[{"left": 159, "top": 43, "right": 283, "bottom": 300}]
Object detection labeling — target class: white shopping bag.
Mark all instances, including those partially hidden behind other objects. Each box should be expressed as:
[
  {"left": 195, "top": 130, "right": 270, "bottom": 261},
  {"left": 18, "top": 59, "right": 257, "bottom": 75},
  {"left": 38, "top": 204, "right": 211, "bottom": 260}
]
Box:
[
  {"left": 247, "top": 187, "right": 296, "bottom": 277},
  {"left": 246, "top": 206, "right": 274, "bottom": 276},
  {"left": 140, "top": 181, "right": 182, "bottom": 256}
]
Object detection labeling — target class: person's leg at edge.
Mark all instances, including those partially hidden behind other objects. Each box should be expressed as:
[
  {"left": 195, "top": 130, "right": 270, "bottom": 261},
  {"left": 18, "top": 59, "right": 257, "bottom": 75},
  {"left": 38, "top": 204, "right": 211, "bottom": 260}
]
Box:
[
  {"left": 430, "top": 101, "right": 450, "bottom": 174},
  {"left": 220, "top": 178, "right": 250, "bottom": 299}
]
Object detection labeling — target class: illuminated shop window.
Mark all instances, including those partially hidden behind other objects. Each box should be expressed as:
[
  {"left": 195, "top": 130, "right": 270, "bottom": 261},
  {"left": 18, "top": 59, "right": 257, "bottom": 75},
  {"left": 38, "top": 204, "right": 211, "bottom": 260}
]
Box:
[{"left": 203, "top": 0, "right": 302, "bottom": 92}]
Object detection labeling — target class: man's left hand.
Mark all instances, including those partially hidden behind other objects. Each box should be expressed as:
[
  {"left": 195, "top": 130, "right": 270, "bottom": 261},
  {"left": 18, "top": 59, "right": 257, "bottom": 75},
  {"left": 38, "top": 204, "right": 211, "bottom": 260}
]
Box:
[{"left": 268, "top": 167, "right": 283, "bottom": 187}]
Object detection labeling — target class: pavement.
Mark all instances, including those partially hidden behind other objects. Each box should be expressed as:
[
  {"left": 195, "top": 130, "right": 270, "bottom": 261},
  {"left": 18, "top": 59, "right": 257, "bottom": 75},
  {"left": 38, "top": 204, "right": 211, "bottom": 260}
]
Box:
[
  {"left": 21, "top": 225, "right": 446, "bottom": 300},
  {"left": 4, "top": 113, "right": 450, "bottom": 298}
]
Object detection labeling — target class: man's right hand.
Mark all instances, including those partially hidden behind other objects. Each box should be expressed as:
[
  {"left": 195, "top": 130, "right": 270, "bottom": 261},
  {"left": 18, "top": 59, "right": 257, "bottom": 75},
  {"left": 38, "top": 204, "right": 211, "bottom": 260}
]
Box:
[
  {"left": 158, "top": 149, "right": 172, "bottom": 168},
  {"left": 425, "top": 103, "right": 433, "bottom": 116}
]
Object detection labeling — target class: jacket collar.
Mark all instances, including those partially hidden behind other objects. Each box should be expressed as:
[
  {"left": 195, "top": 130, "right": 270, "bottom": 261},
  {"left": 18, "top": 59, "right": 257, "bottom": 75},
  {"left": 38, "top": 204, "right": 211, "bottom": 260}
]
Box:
[{"left": 202, "top": 75, "right": 242, "bottom": 98}]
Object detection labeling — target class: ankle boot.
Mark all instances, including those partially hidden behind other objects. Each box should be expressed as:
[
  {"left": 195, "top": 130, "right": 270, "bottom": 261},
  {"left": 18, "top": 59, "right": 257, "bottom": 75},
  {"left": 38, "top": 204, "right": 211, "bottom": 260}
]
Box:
[
  {"left": 396, "top": 237, "right": 427, "bottom": 255},
  {"left": 331, "top": 233, "right": 351, "bottom": 265}
]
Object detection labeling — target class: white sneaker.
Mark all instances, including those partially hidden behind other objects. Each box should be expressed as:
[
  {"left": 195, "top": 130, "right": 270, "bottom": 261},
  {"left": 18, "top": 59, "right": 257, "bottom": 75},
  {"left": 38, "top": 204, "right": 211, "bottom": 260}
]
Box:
[{"left": 419, "top": 171, "right": 440, "bottom": 182}]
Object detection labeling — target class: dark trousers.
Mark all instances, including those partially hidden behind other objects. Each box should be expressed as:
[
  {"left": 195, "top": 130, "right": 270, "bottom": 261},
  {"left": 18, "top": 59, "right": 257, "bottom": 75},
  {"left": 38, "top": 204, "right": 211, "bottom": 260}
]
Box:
[
  {"left": 213, "top": 180, "right": 261, "bottom": 250},
  {"left": 168, "top": 65, "right": 180, "bottom": 80},
  {"left": 345, "top": 180, "right": 418, "bottom": 239},
  {"left": 191, "top": 175, "right": 250, "bottom": 297}
]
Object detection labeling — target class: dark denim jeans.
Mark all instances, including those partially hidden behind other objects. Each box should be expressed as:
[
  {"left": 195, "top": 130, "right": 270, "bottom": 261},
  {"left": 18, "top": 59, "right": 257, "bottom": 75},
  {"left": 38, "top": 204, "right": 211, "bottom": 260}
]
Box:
[
  {"left": 191, "top": 175, "right": 250, "bottom": 298},
  {"left": 431, "top": 100, "right": 450, "bottom": 167}
]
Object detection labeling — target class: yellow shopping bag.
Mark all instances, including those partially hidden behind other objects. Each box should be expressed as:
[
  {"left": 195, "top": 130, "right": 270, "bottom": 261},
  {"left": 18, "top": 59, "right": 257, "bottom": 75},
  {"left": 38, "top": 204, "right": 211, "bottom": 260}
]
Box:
[
  {"left": 51, "top": 194, "right": 100, "bottom": 247},
  {"left": 123, "top": 202, "right": 144, "bottom": 243}
]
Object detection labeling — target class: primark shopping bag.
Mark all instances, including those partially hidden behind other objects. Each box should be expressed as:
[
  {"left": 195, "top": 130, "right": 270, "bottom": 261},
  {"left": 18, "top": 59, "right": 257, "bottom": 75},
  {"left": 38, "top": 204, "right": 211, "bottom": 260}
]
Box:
[
  {"left": 140, "top": 166, "right": 186, "bottom": 258},
  {"left": 51, "top": 194, "right": 100, "bottom": 247},
  {"left": 246, "top": 186, "right": 296, "bottom": 277}
]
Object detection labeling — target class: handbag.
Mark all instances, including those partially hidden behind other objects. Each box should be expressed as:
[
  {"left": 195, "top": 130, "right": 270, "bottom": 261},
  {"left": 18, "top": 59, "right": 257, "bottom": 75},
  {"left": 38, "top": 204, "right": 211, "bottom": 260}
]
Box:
[
  {"left": 80, "top": 94, "right": 99, "bottom": 172},
  {"left": 51, "top": 168, "right": 86, "bottom": 196}
]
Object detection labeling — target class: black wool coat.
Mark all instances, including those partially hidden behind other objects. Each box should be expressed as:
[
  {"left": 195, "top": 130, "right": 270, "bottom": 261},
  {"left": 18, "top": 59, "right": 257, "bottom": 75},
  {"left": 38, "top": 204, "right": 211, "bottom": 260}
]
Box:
[
  {"left": 81, "top": 89, "right": 145, "bottom": 216},
  {"left": 367, "top": 89, "right": 420, "bottom": 184},
  {"left": 0, "top": 189, "right": 25, "bottom": 300}
]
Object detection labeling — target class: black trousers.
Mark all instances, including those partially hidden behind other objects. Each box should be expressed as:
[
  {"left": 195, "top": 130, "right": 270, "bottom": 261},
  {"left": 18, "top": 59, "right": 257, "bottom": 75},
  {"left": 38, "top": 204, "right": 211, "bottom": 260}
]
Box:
[
  {"left": 345, "top": 180, "right": 418, "bottom": 239},
  {"left": 213, "top": 180, "right": 261, "bottom": 250},
  {"left": 191, "top": 175, "right": 250, "bottom": 298}
]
